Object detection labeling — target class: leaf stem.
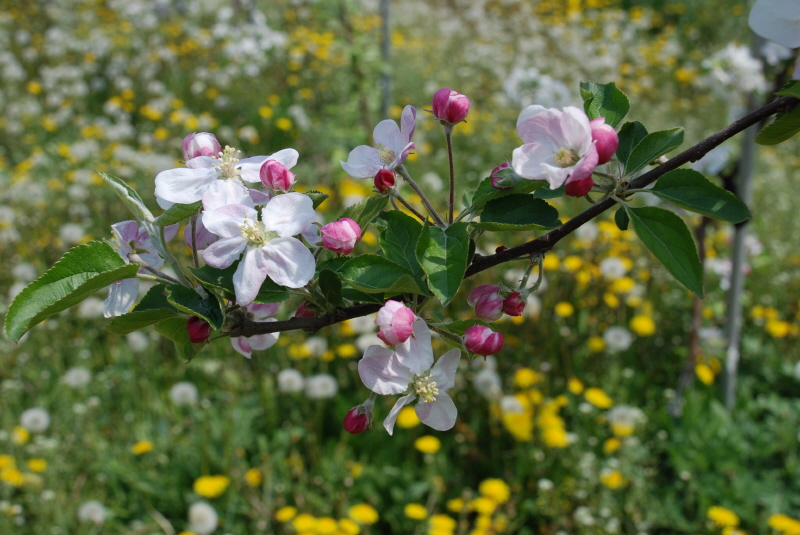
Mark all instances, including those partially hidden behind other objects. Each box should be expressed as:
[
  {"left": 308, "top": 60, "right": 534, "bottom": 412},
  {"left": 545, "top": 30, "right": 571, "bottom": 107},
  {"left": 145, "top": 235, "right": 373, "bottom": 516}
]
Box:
[
  {"left": 396, "top": 164, "right": 446, "bottom": 227},
  {"left": 445, "top": 129, "right": 456, "bottom": 224},
  {"left": 390, "top": 190, "right": 428, "bottom": 223}
]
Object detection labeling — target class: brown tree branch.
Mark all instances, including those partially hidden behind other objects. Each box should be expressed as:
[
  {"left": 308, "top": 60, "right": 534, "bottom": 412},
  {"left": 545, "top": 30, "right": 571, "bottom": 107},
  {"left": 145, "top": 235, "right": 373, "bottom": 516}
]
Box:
[{"left": 230, "top": 96, "right": 796, "bottom": 338}]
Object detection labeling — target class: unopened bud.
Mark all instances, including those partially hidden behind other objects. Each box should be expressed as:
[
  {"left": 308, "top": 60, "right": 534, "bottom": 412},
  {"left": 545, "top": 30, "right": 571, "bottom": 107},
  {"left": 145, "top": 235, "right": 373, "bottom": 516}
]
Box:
[
  {"left": 374, "top": 169, "right": 396, "bottom": 193},
  {"left": 295, "top": 301, "right": 316, "bottom": 318},
  {"left": 467, "top": 284, "right": 504, "bottom": 322},
  {"left": 590, "top": 118, "right": 619, "bottom": 165},
  {"left": 320, "top": 218, "right": 362, "bottom": 255},
  {"left": 260, "top": 159, "right": 296, "bottom": 192},
  {"left": 183, "top": 132, "right": 222, "bottom": 161},
  {"left": 495, "top": 245, "right": 508, "bottom": 254},
  {"left": 503, "top": 291, "right": 525, "bottom": 317},
  {"left": 343, "top": 397, "right": 375, "bottom": 434},
  {"left": 464, "top": 325, "right": 504, "bottom": 356},
  {"left": 432, "top": 88, "right": 470, "bottom": 126},
  {"left": 186, "top": 316, "right": 211, "bottom": 343},
  {"left": 490, "top": 164, "right": 523, "bottom": 189}
]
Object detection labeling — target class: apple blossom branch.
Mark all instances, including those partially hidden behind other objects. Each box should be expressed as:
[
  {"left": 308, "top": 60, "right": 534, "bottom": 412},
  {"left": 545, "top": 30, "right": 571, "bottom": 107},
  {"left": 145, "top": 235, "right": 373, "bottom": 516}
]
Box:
[{"left": 228, "top": 96, "right": 797, "bottom": 339}]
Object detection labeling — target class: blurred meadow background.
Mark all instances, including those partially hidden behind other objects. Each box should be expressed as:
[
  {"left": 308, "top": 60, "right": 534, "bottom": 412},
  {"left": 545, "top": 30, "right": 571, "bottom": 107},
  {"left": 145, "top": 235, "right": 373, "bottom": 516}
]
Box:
[{"left": 1, "top": 0, "right": 800, "bottom": 533}]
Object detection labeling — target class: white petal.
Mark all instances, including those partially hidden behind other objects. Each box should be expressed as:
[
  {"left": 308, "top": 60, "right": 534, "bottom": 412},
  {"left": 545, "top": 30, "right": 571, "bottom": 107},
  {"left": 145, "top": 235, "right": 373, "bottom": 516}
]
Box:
[
  {"left": 242, "top": 331, "right": 279, "bottom": 352},
  {"left": 202, "top": 237, "right": 247, "bottom": 268},
  {"left": 512, "top": 143, "right": 557, "bottom": 181},
  {"left": 262, "top": 192, "right": 315, "bottom": 237},
  {"left": 416, "top": 392, "right": 458, "bottom": 431},
  {"left": 104, "top": 278, "right": 139, "bottom": 318},
  {"left": 749, "top": 0, "right": 800, "bottom": 48},
  {"left": 341, "top": 146, "right": 383, "bottom": 178},
  {"left": 395, "top": 319, "right": 434, "bottom": 375},
  {"left": 400, "top": 106, "right": 417, "bottom": 142},
  {"left": 186, "top": 156, "right": 214, "bottom": 169},
  {"left": 561, "top": 106, "right": 593, "bottom": 149},
  {"left": 373, "top": 119, "right": 404, "bottom": 154},
  {"left": 430, "top": 349, "right": 461, "bottom": 391},
  {"left": 260, "top": 237, "right": 315, "bottom": 288},
  {"left": 238, "top": 155, "right": 269, "bottom": 183},
  {"left": 202, "top": 180, "right": 253, "bottom": 211},
  {"left": 516, "top": 104, "right": 547, "bottom": 131},
  {"left": 202, "top": 204, "right": 256, "bottom": 237},
  {"left": 154, "top": 167, "right": 217, "bottom": 205},
  {"left": 358, "top": 347, "right": 414, "bottom": 395},
  {"left": 383, "top": 393, "right": 417, "bottom": 435},
  {"left": 234, "top": 248, "right": 268, "bottom": 306},
  {"left": 265, "top": 148, "right": 300, "bottom": 169},
  {"left": 231, "top": 336, "right": 253, "bottom": 358}
]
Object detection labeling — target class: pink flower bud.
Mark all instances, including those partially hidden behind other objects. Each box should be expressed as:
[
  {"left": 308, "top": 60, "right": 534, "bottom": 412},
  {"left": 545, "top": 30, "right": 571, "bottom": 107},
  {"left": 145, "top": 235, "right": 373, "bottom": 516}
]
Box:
[
  {"left": 565, "top": 175, "right": 595, "bottom": 197},
  {"left": 182, "top": 132, "right": 222, "bottom": 161},
  {"left": 464, "top": 325, "right": 504, "bottom": 356},
  {"left": 260, "top": 159, "right": 296, "bottom": 192},
  {"left": 320, "top": 218, "right": 362, "bottom": 255},
  {"left": 590, "top": 118, "right": 619, "bottom": 165},
  {"left": 432, "top": 88, "right": 470, "bottom": 125},
  {"left": 495, "top": 245, "right": 508, "bottom": 254},
  {"left": 295, "top": 301, "right": 316, "bottom": 318},
  {"left": 375, "top": 300, "right": 416, "bottom": 346},
  {"left": 374, "top": 169, "right": 396, "bottom": 193},
  {"left": 491, "top": 162, "right": 511, "bottom": 190},
  {"left": 467, "top": 284, "right": 504, "bottom": 322},
  {"left": 186, "top": 316, "right": 211, "bottom": 343},
  {"left": 502, "top": 291, "right": 525, "bottom": 317},
  {"left": 343, "top": 398, "right": 375, "bottom": 434}
]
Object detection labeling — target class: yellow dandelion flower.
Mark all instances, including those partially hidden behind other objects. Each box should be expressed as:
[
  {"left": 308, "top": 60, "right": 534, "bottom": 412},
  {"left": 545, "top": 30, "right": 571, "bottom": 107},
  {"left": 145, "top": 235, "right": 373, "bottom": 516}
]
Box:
[
  {"left": 555, "top": 302, "right": 574, "bottom": 318},
  {"left": 0, "top": 455, "right": 15, "bottom": 469},
  {"left": 292, "top": 513, "right": 317, "bottom": 532},
  {"left": 348, "top": 503, "right": 379, "bottom": 525},
  {"left": 131, "top": 440, "right": 154, "bottom": 455},
  {"left": 600, "top": 469, "right": 624, "bottom": 489},
  {"left": 542, "top": 254, "right": 560, "bottom": 270},
  {"left": 27, "top": 459, "right": 47, "bottom": 473},
  {"left": 584, "top": 387, "right": 613, "bottom": 408},
  {"left": 339, "top": 518, "right": 361, "bottom": 535},
  {"left": 479, "top": 478, "right": 510, "bottom": 504},
  {"left": 514, "top": 368, "right": 542, "bottom": 388},
  {"left": 414, "top": 435, "right": 441, "bottom": 454},
  {"left": 274, "top": 506, "right": 297, "bottom": 522},
  {"left": 404, "top": 503, "right": 428, "bottom": 520},
  {"left": 568, "top": 377, "right": 585, "bottom": 394},
  {"left": 193, "top": 475, "right": 230, "bottom": 498},
  {"left": 470, "top": 496, "right": 497, "bottom": 515},
  {"left": 603, "top": 437, "right": 621, "bottom": 455},
  {"left": 542, "top": 427, "right": 569, "bottom": 448},
  {"left": 630, "top": 315, "right": 656, "bottom": 336},
  {"left": 768, "top": 514, "right": 800, "bottom": 535},
  {"left": 276, "top": 117, "right": 293, "bottom": 131},
  {"left": 0, "top": 467, "right": 24, "bottom": 487},
  {"left": 766, "top": 319, "right": 791, "bottom": 338},
  {"left": 707, "top": 506, "right": 740, "bottom": 528},
  {"left": 316, "top": 517, "right": 338, "bottom": 535},
  {"left": 429, "top": 514, "right": 457, "bottom": 531},
  {"left": 244, "top": 468, "right": 262, "bottom": 487},
  {"left": 563, "top": 255, "right": 583, "bottom": 272},
  {"left": 396, "top": 406, "right": 421, "bottom": 428},
  {"left": 12, "top": 426, "right": 29, "bottom": 445},
  {"left": 446, "top": 497, "right": 465, "bottom": 513},
  {"left": 336, "top": 343, "right": 358, "bottom": 358},
  {"left": 695, "top": 364, "right": 715, "bottom": 385}
]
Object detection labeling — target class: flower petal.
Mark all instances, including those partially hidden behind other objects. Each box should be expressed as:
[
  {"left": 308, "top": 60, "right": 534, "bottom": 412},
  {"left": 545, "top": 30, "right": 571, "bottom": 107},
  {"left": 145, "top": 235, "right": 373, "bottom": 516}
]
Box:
[
  {"left": 202, "top": 237, "right": 247, "bottom": 269},
  {"left": 262, "top": 192, "right": 315, "bottom": 237},
  {"left": 154, "top": 167, "right": 217, "bottom": 205},
  {"left": 358, "top": 346, "right": 414, "bottom": 395},
  {"left": 202, "top": 180, "right": 253, "bottom": 211},
  {"left": 400, "top": 105, "right": 417, "bottom": 142},
  {"left": 260, "top": 237, "right": 315, "bottom": 288},
  {"left": 202, "top": 204, "right": 256, "bottom": 237},
  {"left": 395, "top": 319, "right": 434, "bottom": 375},
  {"left": 341, "top": 146, "right": 383, "bottom": 178},
  {"left": 373, "top": 119, "right": 404, "bottom": 155},
  {"left": 415, "top": 392, "right": 458, "bottom": 431},
  {"left": 234, "top": 248, "right": 268, "bottom": 306},
  {"left": 430, "top": 349, "right": 462, "bottom": 391},
  {"left": 104, "top": 278, "right": 139, "bottom": 317},
  {"left": 231, "top": 336, "right": 253, "bottom": 358},
  {"left": 384, "top": 393, "right": 417, "bottom": 435},
  {"left": 111, "top": 221, "right": 140, "bottom": 244}
]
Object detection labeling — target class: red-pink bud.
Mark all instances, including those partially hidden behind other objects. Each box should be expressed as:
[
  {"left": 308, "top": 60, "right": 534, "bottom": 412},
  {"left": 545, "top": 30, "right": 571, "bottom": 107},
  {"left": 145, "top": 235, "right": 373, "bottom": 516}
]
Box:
[
  {"left": 320, "top": 218, "right": 362, "bottom": 255},
  {"left": 495, "top": 245, "right": 508, "bottom": 254},
  {"left": 260, "top": 159, "right": 296, "bottom": 192},
  {"left": 589, "top": 118, "right": 619, "bottom": 165},
  {"left": 432, "top": 88, "right": 470, "bottom": 125},
  {"left": 343, "top": 398, "right": 374, "bottom": 434},
  {"left": 502, "top": 291, "right": 525, "bottom": 317},
  {"left": 182, "top": 132, "right": 222, "bottom": 161},
  {"left": 467, "top": 284, "right": 504, "bottom": 322},
  {"left": 565, "top": 175, "right": 595, "bottom": 197},
  {"left": 375, "top": 300, "right": 416, "bottom": 346},
  {"left": 186, "top": 316, "right": 211, "bottom": 343},
  {"left": 464, "top": 325, "right": 504, "bottom": 356},
  {"left": 374, "top": 169, "right": 396, "bottom": 193},
  {"left": 295, "top": 301, "right": 316, "bottom": 318},
  {"left": 491, "top": 162, "right": 511, "bottom": 190}
]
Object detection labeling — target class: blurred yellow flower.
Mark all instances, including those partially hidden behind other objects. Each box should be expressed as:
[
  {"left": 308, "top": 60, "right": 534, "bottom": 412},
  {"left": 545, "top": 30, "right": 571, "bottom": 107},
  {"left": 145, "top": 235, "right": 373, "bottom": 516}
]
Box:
[
  {"left": 316, "top": 517, "right": 338, "bottom": 535},
  {"left": 600, "top": 469, "right": 624, "bottom": 489},
  {"left": 707, "top": 506, "right": 740, "bottom": 528},
  {"left": 348, "top": 503, "right": 379, "bottom": 525},
  {"left": 563, "top": 255, "right": 583, "bottom": 272},
  {"left": 542, "top": 427, "right": 569, "bottom": 448},
  {"left": 630, "top": 315, "right": 656, "bottom": 336},
  {"left": 414, "top": 435, "right": 441, "bottom": 454},
  {"left": 695, "top": 364, "right": 715, "bottom": 385},
  {"left": 604, "top": 437, "right": 621, "bottom": 455},
  {"left": 276, "top": 117, "right": 293, "bottom": 131},
  {"left": 292, "top": 513, "right": 317, "bottom": 532},
  {"left": 568, "top": 377, "right": 585, "bottom": 394},
  {"left": 542, "top": 254, "right": 560, "bottom": 270},
  {"left": 244, "top": 468, "right": 262, "bottom": 487},
  {"left": 0, "top": 455, "right": 14, "bottom": 469},
  {"left": 429, "top": 514, "right": 457, "bottom": 532},
  {"left": 275, "top": 506, "right": 297, "bottom": 522},
  {"left": 12, "top": 426, "right": 30, "bottom": 445},
  {"left": 768, "top": 513, "right": 800, "bottom": 535},
  {"left": 336, "top": 343, "right": 358, "bottom": 358},
  {"left": 502, "top": 411, "right": 533, "bottom": 441},
  {"left": 584, "top": 387, "right": 613, "bottom": 408},
  {"left": 396, "top": 406, "right": 421, "bottom": 428},
  {"left": 404, "top": 503, "right": 428, "bottom": 520},
  {"left": 555, "top": 302, "right": 574, "bottom": 317},
  {"left": 27, "top": 459, "right": 47, "bottom": 473},
  {"left": 470, "top": 496, "right": 497, "bottom": 515},
  {"left": 0, "top": 467, "right": 24, "bottom": 487},
  {"left": 131, "top": 440, "right": 154, "bottom": 455},
  {"left": 193, "top": 475, "right": 230, "bottom": 498},
  {"left": 446, "top": 497, "right": 465, "bottom": 513},
  {"left": 513, "top": 368, "right": 542, "bottom": 388},
  {"left": 766, "top": 319, "right": 791, "bottom": 338},
  {"left": 339, "top": 518, "right": 361, "bottom": 535},
  {"left": 479, "top": 478, "right": 510, "bottom": 504}
]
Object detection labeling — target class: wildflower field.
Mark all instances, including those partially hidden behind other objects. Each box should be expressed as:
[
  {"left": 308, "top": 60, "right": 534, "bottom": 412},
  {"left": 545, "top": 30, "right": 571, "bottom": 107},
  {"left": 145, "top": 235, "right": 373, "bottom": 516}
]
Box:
[{"left": 1, "top": 0, "right": 800, "bottom": 534}]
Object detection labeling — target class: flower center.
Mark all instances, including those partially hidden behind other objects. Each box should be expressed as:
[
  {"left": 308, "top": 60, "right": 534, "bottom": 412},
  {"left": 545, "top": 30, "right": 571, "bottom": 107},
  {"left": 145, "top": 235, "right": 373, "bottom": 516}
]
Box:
[
  {"left": 553, "top": 147, "right": 579, "bottom": 167},
  {"left": 212, "top": 146, "right": 242, "bottom": 179},
  {"left": 413, "top": 374, "right": 439, "bottom": 403},
  {"left": 376, "top": 144, "right": 397, "bottom": 165},
  {"left": 240, "top": 216, "right": 267, "bottom": 246}
]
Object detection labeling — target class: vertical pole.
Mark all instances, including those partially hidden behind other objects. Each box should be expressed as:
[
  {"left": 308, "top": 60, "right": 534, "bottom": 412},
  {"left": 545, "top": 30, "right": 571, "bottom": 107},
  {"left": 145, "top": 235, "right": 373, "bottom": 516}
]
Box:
[{"left": 380, "top": 0, "right": 391, "bottom": 119}]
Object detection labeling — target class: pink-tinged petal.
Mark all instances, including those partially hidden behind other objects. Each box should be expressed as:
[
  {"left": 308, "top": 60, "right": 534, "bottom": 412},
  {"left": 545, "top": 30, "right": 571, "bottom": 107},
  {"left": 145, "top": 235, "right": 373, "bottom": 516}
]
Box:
[
  {"left": 202, "top": 237, "right": 247, "bottom": 268},
  {"left": 184, "top": 217, "right": 217, "bottom": 250},
  {"left": 103, "top": 278, "right": 139, "bottom": 317},
  {"left": 395, "top": 319, "right": 434, "bottom": 375},
  {"left": 467, "top": 284, "right": 501, "bottom": 306},
  {"left": 234, "top": 248, "right": 268, "bottom": 306},
  {"left": 231, "top": 336, "right": 253, "bottom": 358},
  {"left": 517, "top": 108, "right": 562, "bottom": 146},
  {"left": 539, "top": 163, "right": 572, "bottom": 190},
  {"left": 244, "top": 331, "right": 279, "bottom": 351},
  {"left": 415, "top": 392, "right": 458, "bottom": 431},
  {"left": 388, "top": 141, "right": 415, "bottom": 172},
  {"left": 262, "top": 192, "right": 315, "bottom": 237},
  {"left": 512, "top": 143, "right": 555, "bottom": 181},
  {"left": 373, "top": 119, "right": 404, "bottom": 155},
  {"left": 260, "top": 237, "right": 315, "bottom": 288},
  {"left": 183, "top": 133, "right": 221, "bottom": 160},
  {"left": 111, "top": 221, "right": 140, "bottom": 244},
  {"left": 163, "top": 223, "right": 180, "bottom": 242},
  {"left": 590, "top": 119, "right": 619, "bottom": 165},
  {"left": 186, "top": 156, "right": 214, "bottom": 169},
  {"left": 154, "top": 167, "right": 217, "bottom": 205},
  {"left": 430, "top": 349, "right": 461, "bottom": 391},
  {"left": 400, "top": 105, "right": 417, "bottom": 142},
  {"left": 383, "top": 393, "right": 417, "bottom": 435},
  {"left": 568, "top": 145, "right": 599, "bottom": 184},
  {"left": 358, "top": 347, "right": 414, "bottom": 395},
  {"left": 249, "top": 188, "right": 272, "bottom": 205},
  {"left": 516, "top": 105, "right": 547, "bottom": 132},
  {"left": 202, "top": 204, "right": 257, "bottom": 237},
  {"left": 560, "top": 106, "right": 593, "bottom": 152},
  {"left": 341, "top": 146, "right": 383, "bottom": 178},
  {"left": 202, "top": 180, "right": 253, "bottom": 211},
  {"left": 249, "top": 302, "right": 281, "bottom": 320}
]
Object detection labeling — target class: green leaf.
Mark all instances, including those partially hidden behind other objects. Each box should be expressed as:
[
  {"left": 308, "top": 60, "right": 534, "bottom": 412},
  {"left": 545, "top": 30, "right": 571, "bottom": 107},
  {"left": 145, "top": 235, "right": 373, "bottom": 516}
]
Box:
[
  {"left": 416, "top": 223, "right": 470, "bottom": 306},
  {"left": 190, "top": 263, "right": 289, "bottom": 303},
  {"left": 651, "top": 169, "right": 751, "bottom": 223},
  {"left": 614, "top": 205, "right": 629, "bottom": 231},
  {"left": 106, "top": 284, "right": 181, "bottom": 334},
  {"left": 304, "top": 189, "right": 330, "bottom": 210},
  {"left": 625, "top": 206, "right": 704, "bottom": 298},
  {"left": 615, "top": 121, "right": 648, "bottom": 167},
  {"left": 341, "top": 288, "right": 386, "bottom": 304},
  {"left": 533, "top": 184, "right": 566, "bottom": 199},
  {"left": 436, "top": 319, "right": 490, "bottom": 336},
  {"left": 319, "top": 269, "right": 343, "bottom": 307},
  {"left": 316, "top": 257, "right": 349, "bottom": 275},
  {"left": 625, "top": 127, "right": 684, "bottom": 176},
  {"left": 165, "top": 285, "right": 224, "bottom": 330},
  {"left": 372, "top": 211, "right": 427, "bottom": 285},
  {"left": 469, "top": 176, "right": 547, "bottom": 213},
  {"left": 153, "top": 201, "right": 201, "bottom": 227},
  {"left": 755, "top": 105, "right": 800, "bottom": 145},
  {"left": 776, "top": 80, "right": 800, "bottom": 98},
  {"left": 340, "top": 196, "right": 389, "bottom": 231},
  {"left": 339, "top": 254, "right": 427, "bottom": 296},
  {"left": 5, "top": 241, "right": 140, "bottom": 341},
  {"left": 473, "top": 194, "right": 561, "bottom": 231},
  {"left": 579, "top": 81, "right": 630, "bottom": 128},
  {"left": 154, "top": 317, "right": 197, "bottom": 361},
  {"left": 97, "top": 171, "right": 154, "bottom": 223}
]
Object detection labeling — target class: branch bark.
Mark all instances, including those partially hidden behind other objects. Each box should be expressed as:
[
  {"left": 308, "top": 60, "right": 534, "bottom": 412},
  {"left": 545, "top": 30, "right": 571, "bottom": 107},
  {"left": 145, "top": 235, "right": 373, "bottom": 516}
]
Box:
[{"left": 231, "top": 96, "right": 796, "bottom": 338}]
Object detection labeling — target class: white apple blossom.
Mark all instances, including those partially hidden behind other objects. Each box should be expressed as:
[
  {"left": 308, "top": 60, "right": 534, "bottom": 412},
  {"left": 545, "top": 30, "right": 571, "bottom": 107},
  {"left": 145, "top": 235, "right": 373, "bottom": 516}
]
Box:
[
  {"left": 340, "top": 105, "right": 416, "bottom": 178},
  {"left": 201, "top": 192, "right": 316, "bottom": 306},
  {"left": 749, "top": 0, "right": 800, "bottom": 49},
  {"left": 230, "top": 303, "right": 281, "bottom": 358},
  {"left": 358, "top": 320, "right": 461, "bottom": 435}
]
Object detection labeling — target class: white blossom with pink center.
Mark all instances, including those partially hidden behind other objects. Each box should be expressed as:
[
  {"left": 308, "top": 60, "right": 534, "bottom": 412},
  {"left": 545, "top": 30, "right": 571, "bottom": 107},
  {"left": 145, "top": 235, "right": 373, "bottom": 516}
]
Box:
[
  {"left": 340, "top": 106, "right": 416, "bottom": 178},
  {"left": 358, "top": 320, "right": 461, "bottom": 435}
]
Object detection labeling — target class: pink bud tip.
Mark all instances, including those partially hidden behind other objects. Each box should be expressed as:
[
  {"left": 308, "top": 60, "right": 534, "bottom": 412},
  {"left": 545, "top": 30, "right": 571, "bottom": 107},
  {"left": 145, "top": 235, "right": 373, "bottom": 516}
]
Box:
[
  {"left": 182, "top": 132, "right": 222, "bottom": 161},
  {"left": 343, "top": 406, "right": 371, "bottom": 434},
  {"left": 432, "top": 88, "right": 470, "bottom": 126},
  {"left": 320, "top": 218, "right": 362, "bottom": 255},
  {"left": 502, "top": 292, "right": 525, "bottom": 317},
  {"left": 186, "top": 316, "right": 211, "bottom": 343},
  {"left": 260, "top": 159, "right": 296, "bottom": 192},
  {"left": 491, "top": 162, "right": 512, "bottom": 190},
  {"left": 374, "top": 169, "right": 396, "bottom": 194},
  {"left": 565, "top": 175, "right": 595, "bottom": 197},
  {"left": 295, "top": 301, "right": 316, "bottom": 318},
  {"left": 495, "top": 245, "right": 508, "bottom": 254},
  {"left": 467, "top": 284, "right": 504, "bottom": 322},
  {"left": 589, "top": 118, "right": 619, "bottom": 165},
  {"left": 375, "top": 300, "right": 416, "bottom": 346},
  {"left": 464, "top": 325, "right": 504, "bottom": 356}
]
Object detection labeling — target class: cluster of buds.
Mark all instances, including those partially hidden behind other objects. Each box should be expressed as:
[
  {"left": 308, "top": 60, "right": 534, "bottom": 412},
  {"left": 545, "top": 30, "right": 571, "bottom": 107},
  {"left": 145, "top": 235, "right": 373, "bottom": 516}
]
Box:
[{"left": 467, "top": 285, "right": 527, "bottom": 322}]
